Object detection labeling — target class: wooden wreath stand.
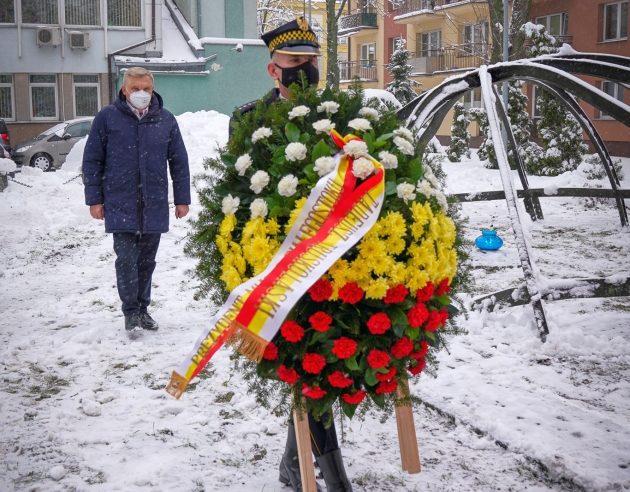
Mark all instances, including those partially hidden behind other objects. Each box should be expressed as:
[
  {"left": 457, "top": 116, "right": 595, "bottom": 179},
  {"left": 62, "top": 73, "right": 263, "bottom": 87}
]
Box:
[{"left": 293, "top": 379, "right": 421, "bottom": 491}]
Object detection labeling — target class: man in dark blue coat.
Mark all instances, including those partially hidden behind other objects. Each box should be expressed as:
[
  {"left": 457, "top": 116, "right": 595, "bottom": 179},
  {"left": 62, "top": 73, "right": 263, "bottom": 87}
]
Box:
[{"left": 83, "top": 67, "right": 190, "bottom": 337}]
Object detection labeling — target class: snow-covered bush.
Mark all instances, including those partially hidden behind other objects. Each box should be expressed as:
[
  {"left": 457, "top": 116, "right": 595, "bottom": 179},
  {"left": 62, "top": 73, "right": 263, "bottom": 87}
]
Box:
[
  {"left": 447, "top": 102, "right": 471, "bottom": 162},
  {"left": 469, "top": 107, "right": 497, "bottom": 168}
]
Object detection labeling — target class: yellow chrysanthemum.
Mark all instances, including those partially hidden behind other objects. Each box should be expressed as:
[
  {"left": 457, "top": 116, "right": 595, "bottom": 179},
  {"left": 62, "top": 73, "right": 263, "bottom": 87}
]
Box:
[
  {"left": 265, "top": 218, "right": 280, "bottom": 236},
  {"left": 370, "top": 254, "right": 394, "bottom": 276},
  {"left": 406, "top": 268, "right": 430, "bottom": 293},
  {"left": 219, "top": 214, "right": 237, "bottom": 238},
  {"left": 387, "top": 261, "right": 408, "bottom": 284},
  {"left": 380, "top": 211, "right": 406, "bottom": 237},
  {"left": 385, "top": 236, "right": 406, "bottom": 256},
  {"left": 409, "top": 202, "right": 432, "bottom": 240},
  {"left": 220, "top": 265, "right": 241, "bottom": 292},
  {"left": 215, "top": 236, "right": 229, "bottom": 255},
  {"left": 365, "top": 277, "right": 389, "bottom": 300},
  {"left": 357, "top": 237, "right": 385, "bottom": 258}
]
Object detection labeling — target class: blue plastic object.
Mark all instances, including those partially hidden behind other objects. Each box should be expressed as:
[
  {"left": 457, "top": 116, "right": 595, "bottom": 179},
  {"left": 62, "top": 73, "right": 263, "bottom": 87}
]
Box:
[{"left": 475, "top": 229, "right": 503, "bottom": 251}]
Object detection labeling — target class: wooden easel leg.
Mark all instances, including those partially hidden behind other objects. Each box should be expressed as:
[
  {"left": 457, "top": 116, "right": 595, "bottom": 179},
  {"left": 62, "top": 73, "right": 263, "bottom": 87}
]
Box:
[
  {"left": 292, "top": 402, "right": 318, "bottom": 492},
  {"left": 395, "top": 379, "right": 421, "bottom": 474}
]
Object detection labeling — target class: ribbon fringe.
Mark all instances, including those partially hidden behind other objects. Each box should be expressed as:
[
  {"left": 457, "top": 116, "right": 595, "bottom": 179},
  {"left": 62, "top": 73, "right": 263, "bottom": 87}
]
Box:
[{"left": 227, "top": 324, "right": 268, "bottom": 362}]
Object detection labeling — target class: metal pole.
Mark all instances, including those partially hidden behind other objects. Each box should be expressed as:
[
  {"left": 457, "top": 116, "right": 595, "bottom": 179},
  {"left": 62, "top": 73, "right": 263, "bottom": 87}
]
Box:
[
  {"left": 308, "top": 0, "right": 312, "bottom": 23},
  {"left": 502, "top": 0, "right": 509, "bottom": 109}
]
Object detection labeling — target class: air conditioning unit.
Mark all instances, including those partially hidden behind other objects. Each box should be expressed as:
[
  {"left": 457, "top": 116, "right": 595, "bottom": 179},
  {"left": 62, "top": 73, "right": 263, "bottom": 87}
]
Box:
[
  {"left": 36, "top": 27, "right": 61, "bottom": 47},
  {"left": 68, "top": 31, "right": 90, "bottom": 50}
]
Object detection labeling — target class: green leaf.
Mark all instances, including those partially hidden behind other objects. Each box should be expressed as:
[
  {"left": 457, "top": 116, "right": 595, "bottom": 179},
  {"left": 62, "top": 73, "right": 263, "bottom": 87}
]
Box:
[
  {"left": 312, "top": 139, "right": 332, "bottom": 161},
  {"left": 406, "top": 327, "right": 420, "bottom": 340},
  {"left": 285, "top": 122, "right": 301, "bottom": 142},
  {"left": 385, "top": 180, "right": 397, "bottom": 196},
  {"left": 389, "top": 306, "right": 408, "bottom": 328},
  {"left": 434, "top": 294, "right": 451, "bottom": 306},
  {"left": 364, "top": 368, "right": 378, "bottom": 386},
  {"left": 340, "top": 401, "right": 357, "bottom": 419},
  {"left": 376, "top": 132, "right": 393, "bottom": 142},
  {"left": 371, "top": 394, "right": 386, "bottom": 408},
  {"left": 425, "top": 331, "right": 436, "bottom": 343},
  {"left": 344, "top": 356, "right": 360, "bottom": 372},
  {"left": 407, "top": 158, "right": 423, "bottom": 182}
]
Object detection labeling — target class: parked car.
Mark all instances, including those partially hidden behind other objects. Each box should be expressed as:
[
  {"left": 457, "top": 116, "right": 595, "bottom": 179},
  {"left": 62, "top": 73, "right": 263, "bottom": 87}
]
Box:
[
  {"left": 12, "top": 117, "right": 93, "bottom": 171},
  {"left": 0, "top": 118, "right": 10, "bottom": 152}
]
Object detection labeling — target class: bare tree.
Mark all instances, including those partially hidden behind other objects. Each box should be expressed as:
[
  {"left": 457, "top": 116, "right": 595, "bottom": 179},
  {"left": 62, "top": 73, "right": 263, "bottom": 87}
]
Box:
[
  {"left": 487, "top": 0, "right": 532, "bottom": 62},
  {"left": 257, "top": 0, "right": 295, "bottom": 35}
]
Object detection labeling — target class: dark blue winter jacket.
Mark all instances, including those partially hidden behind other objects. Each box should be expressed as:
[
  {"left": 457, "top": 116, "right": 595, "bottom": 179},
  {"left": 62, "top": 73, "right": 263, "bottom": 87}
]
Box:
[{"left": 83, "top": 90, "right": 190, "bottom": 234}]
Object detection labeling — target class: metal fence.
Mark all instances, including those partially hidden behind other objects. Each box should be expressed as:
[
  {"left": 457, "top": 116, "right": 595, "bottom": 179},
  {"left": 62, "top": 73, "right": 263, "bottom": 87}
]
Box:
[
  {"left": 408, "top": 45, "right": 488, "bottom": 74},
  {"left": 339, "top": 61, "right": 378, "bottom": 82}
]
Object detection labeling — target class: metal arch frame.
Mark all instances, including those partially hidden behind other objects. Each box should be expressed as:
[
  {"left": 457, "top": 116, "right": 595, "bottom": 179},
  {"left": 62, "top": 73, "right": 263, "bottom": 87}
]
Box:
[{"left": 396, "top": 51, "right": 630, "bottom": 341}]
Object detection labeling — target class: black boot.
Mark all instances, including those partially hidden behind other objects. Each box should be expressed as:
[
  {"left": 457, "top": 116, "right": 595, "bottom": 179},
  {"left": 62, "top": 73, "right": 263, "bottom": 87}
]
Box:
[
  {"left": 316, "top": 449, "right": 353, "bottom": 492},
  {"left": 278, "top": 423, "right": 322, "bottom": 491}
]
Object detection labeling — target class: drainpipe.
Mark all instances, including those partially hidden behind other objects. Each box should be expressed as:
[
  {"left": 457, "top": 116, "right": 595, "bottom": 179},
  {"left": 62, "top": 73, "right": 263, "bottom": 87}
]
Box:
[
  {"left": 196, "top": 0, "right": 202, "bottom": 38},
  {"left": 107, "top": 0, "right": 157, "bottom": 102}
]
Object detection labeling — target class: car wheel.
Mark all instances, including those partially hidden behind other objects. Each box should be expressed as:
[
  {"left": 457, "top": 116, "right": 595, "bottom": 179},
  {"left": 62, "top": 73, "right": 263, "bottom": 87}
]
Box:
[{"left": 31, "top": 153, "right": 54, "bottom": 172}]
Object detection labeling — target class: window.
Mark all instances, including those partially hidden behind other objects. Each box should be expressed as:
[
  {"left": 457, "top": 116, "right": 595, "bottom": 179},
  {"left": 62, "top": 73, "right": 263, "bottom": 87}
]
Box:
[
  {"left": 461, "top": 87, "right": 482, "bottom": 109},
  {"left": 600, "top": 81, "right": 624, "bottom": 118},
  {"left": 66, "top": 0, "right": 100, "bottom": 26},
  {"left": 390, "top": 36, "right": 404, "bottom": 59},
  {"left": 0, "top": 75, "right": 15, "bottom": 120},
  {"left": 108, "top": 0, "right": 142, "bottom": 27},
  {"left": 535, "top": 13, "right": 569, "bottom": 36},
  {"left": 73, "top": 75, "right": 100, "bottom": 117},
  {"left": 22, "top": 0, "right": 58, "bottom": 24},
  {"left": 65, "top": 120, "right": 92, "bottom": 138},
  {"left": 604, "top": 1, "right": 628, "bottom": 40},
  {"left": 30, "top": 74, "right": 58, "bottom": 120},
  {"left": 360, "top": 43, "right": 376, "bottom": 66},
  {"left": 463, "top": 22, "right": 488, "bottom": 54},
  {"left": 418, "top": 30, "right": 441, "bottom": 56},
  {"left": 0, "top": 0, "right": 15, "bottom": 23}
]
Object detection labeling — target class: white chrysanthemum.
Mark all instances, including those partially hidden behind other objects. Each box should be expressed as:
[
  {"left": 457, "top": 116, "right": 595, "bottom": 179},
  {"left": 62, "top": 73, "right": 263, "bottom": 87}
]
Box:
[
  {"left": 285, "top": 142, "right": 308, "bottom": 162},
  {"left": 343, "top": 139, "right": 369, "bottom": 158},
  {"left": 251, "top": 127, "right": 272, "bottom": 143},
  {"left": 312, "top": 119, "right": 336, "bottom": 134},
  {"left": 234, "top": 154, "right": 252, "bottom": 176},
  {"left": 352, "top": 157, "right": 375, "bottom": 180},
  {"left": 221, "top": 194, "right": 240, "bottom": 215},
  {"left": 397, "top": 182, "right": 417, "bottom": 203},
  {"left": 378, "top": 150, "right": 398, "bottom": 169},
  {"left": 394, "top": 136, "right": 415, "bottom": 156},
  {"left": 317, "top": 101, "right": 339, "bottom": 114},
  {"left": 394, "top": 127, "right": 414, "bottom": 141},
  {"left": 278, "top": 174, "right": 298, "bottom": 197},
  {"left": 424, "top": 166, "right": 440, "bottom": 187},
  {"left": 250, "top": 170, "right": 270, "bottom": 194},
  {"left": 358, "top": 107, "right": 379, "bottom": 120},
  {"left": 288, "top": 105, "right": 310, "bottom": 119},
  {"left": 314, "top": 156, "right": 337, "bottom": 177},
  {"left": 250, "top": 198, "right": 268, "bottom": 218},
  {"left": 348, "top": 118, "right": 372, "bottom": 132},
  {"left": 417, "top": 180, "right": 448, "bottom": 210}
]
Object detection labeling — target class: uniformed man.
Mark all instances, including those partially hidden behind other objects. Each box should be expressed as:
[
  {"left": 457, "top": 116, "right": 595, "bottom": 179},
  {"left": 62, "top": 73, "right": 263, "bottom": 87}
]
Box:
[{"left": 230, "top": 18, "right": 353, "bottom": 492}]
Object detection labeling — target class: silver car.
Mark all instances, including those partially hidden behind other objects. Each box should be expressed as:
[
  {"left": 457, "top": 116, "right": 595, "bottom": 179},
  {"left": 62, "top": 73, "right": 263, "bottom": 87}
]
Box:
[{"left": 12, "top": 117, "right": 93, "bottom": 171}]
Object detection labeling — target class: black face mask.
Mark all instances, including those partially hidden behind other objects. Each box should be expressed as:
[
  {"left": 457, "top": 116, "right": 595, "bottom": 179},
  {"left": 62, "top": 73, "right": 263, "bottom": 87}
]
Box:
[{"left": 275, "top": 60, "right": 319, "bottom": 88}]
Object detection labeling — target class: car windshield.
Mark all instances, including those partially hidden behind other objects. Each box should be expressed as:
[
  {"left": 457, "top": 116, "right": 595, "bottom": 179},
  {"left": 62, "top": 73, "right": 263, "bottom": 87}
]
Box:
[{"left": 35, "top": 122, "right": 68, "bottom": 140}]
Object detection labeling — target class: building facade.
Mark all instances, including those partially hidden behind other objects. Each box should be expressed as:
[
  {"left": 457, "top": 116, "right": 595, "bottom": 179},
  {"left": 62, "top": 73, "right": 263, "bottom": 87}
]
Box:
[{"left": 0, "top": 0, "right": 269, "bottom": 146}]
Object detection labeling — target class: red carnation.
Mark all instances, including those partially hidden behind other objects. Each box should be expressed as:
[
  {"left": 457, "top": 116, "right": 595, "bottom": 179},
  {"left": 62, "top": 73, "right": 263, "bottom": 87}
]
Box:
[
  {"left": 411, "top": 340, "right": 429, "bottom": 359},
  {"left": 302, "top": 383, "right": 327, "bottom": 399},
  {"left": 425, "top": 310, "right": 443, "bottom": 332},
  {"left": 338, "top": 282, "right": 364, "bottom": 304},
  {"left": 309, "top": 311, "right": 333, "bottom": 332},
  {"left": 391, "top": 336, "right": 413, "bottom": 359},
  {"left": 407, "top": 303, "right": 429, "bottom": 328},
  {"left": 408, "top": 358, "right": 427, "bottom": 376},
  {"left": 262, "top": 342, "right": 278, "bottom": 361},
  {"left": 327, "top": 371, "right": 353, "bottom": 388},
  {"left": 281, "top": 320, "right": 304, "bottom": 343},
  {"left": 331, "top": 337, "right": 358, "bottom": 359},
  {"left": 375, "top": 379, "right": 398, "bottom": 395},
  {"left": 341, "top": 389, "right": 366, "bottom": 405},
  {"left": 308, "top": 278, "right": 333, "bottom": 302},
  {"left": 302, "top": 353, "right": 327, "bottom": 374},
  {"left": 440, "top": 308, "right": 449, "bottom": 324},
  {"left": 367, "top": 349, "right": 390, "bottom": 369},
  {"left": 384, "top": 284, "right": 409, "bottom": 304},
  {"left": 416, "top": 282, "right": 435, "bottom": 302},
  {"left": 366, "top": 312, "right": 391, "bottom": 335},
  {"left": 375, "top": 366, "right": 397, "bottom": 382},
  {"left": 277, "top": 365, "right": 299, "bottom": 384},
  {"left": 436, "top": 278, "right": 451, "bottom": 296}
]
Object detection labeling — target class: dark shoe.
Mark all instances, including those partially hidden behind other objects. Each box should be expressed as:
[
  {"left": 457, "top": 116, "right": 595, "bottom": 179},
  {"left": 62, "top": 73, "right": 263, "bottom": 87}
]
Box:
[
  {"left": 279, "top": 424, "right": 322, "bottom": 491},
  {"left": 139, "top": 312, "right": 159, "bottom": 331},
  {"left": 125, "top": 313, "right": 140, "bottom": 331},
  {"left": 316, "top": 449, "right": 353, "bottom": 491}
]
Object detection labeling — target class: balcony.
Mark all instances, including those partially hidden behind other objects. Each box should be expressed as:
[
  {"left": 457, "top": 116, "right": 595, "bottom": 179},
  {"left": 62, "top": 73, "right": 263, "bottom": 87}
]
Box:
[
  {"left": 339, "top": 60, "right": 378, "bottom": 82},
  {"left": 395, "top": 0, "right": 483, "bottom": 17},
  {"left": 338, "top": 9, "right": 378, "bottom": 35},
  {"left": 408, "top": 45, "right": 488, "bottom": 74}
]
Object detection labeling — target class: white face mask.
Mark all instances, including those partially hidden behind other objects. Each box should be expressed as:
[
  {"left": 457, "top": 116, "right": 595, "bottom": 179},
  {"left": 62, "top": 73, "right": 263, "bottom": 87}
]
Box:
[{"left": 128, "top": 90, "right": 152, "bottom": 110}]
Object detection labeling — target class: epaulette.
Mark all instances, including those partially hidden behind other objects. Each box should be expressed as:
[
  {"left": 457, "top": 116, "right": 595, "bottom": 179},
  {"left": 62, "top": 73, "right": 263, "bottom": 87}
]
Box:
[{"left": 236, "top": 99, "right": 259, "bottom": 116}]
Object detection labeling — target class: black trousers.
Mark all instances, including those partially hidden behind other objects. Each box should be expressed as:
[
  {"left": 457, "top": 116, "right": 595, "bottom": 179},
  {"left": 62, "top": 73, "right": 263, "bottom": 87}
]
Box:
[{"left": 113, "top": 232, "right": 161, "bottom": 316}]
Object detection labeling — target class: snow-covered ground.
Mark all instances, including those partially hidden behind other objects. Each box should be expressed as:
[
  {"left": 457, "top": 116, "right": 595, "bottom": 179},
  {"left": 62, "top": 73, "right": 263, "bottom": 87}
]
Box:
[{"left": 1, "top": 111, "right": 629, "bottom": 492}]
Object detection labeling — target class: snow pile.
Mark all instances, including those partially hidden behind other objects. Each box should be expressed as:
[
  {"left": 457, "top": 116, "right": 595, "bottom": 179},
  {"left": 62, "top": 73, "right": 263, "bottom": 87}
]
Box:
[{"left": 0, "top": 157, "right": 17, "bottom": 174}]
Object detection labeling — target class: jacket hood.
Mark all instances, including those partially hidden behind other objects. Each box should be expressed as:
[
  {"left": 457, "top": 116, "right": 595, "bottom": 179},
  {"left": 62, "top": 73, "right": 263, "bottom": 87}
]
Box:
[{"left": 116, "top": 89, "right": 164, "bottom": 117}]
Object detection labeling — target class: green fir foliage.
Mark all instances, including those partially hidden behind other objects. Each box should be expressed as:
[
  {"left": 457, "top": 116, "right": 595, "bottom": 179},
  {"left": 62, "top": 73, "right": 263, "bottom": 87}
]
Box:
[
  {"left": 447, "top": 102, "right": 471, "bottom": 162},
  {"left": 386, "top": 39, "right": 420, "bottom": 105}
]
